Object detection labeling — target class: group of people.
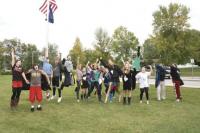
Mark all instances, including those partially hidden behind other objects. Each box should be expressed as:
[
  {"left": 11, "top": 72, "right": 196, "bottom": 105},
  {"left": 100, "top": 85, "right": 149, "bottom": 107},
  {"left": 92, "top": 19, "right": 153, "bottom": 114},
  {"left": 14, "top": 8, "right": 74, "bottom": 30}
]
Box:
[{"left": 10, "top": 47, "right": 183, "bottom": 112}]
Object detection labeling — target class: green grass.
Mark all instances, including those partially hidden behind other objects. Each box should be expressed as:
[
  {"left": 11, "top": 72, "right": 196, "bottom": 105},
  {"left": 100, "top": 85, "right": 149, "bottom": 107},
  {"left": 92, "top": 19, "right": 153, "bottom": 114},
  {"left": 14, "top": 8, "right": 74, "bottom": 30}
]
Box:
[
  {"left": 0, "top": 75, "right": 200, "bottom": 133},
  {"left": 179, "top": 67, "right": 200, "bottom": 77}
]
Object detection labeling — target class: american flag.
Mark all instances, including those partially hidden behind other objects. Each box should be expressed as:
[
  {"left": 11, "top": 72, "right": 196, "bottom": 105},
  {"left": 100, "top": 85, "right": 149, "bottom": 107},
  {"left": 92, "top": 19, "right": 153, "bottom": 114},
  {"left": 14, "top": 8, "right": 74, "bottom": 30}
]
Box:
[{"left": 39, "top": 0, "right": 58, "bottom": 14}]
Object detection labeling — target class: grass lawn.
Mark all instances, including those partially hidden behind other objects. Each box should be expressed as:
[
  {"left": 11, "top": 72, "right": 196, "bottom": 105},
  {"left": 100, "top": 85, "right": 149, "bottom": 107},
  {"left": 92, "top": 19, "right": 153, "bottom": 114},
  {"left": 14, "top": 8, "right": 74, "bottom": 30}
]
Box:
[
  {"left": 0, "top": 75, "right": 200, "bottom": 133},
  {"left": 179, "top": 67, "right": 200, "bottom": 77}
]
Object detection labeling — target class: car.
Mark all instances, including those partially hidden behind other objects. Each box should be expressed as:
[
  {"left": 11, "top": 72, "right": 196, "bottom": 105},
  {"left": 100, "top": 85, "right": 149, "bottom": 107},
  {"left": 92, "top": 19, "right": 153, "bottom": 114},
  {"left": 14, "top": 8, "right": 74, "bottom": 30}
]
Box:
[{"left": 164, "top": 66, "right": 171, "bottom": 79}]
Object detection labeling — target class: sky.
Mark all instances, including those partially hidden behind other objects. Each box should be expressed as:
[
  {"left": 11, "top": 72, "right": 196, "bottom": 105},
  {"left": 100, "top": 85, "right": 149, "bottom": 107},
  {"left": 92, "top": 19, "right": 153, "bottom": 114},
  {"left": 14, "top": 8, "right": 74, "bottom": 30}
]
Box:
[{"left": 0, "top": 0, "right": 199, "bottom": 57}]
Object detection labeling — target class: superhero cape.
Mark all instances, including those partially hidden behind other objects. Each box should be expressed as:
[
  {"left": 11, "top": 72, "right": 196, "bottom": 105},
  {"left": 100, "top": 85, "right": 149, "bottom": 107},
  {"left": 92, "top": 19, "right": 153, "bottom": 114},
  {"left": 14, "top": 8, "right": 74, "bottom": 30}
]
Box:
[{"left": 21, "top": 73, "right": 51, "bottom": 91}]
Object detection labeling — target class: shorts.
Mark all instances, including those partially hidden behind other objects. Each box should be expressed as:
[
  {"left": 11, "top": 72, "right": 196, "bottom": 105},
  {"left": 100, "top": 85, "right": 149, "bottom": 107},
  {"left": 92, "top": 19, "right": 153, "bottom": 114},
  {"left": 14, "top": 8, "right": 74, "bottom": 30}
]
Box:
[{"left": 123, "top": 82, "right": 132, "bottom": 90}]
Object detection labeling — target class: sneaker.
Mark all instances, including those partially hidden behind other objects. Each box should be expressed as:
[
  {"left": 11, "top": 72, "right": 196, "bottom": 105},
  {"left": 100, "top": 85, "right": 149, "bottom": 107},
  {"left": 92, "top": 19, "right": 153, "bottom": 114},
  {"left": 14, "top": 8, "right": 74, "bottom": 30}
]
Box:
[
  {"left": 57, "top": 97, "right": 62, "bottom": 103},
  {"left": 31, "top": 106, "right": 35, "bottom": 112},
  {"left": 46, "top": 93, "right": 50, "bottom": 100},
  {"left": 147, "top": 101, "right": 149, "bottom": 104},
  {"left": 140, "top": 100, "right": 143, "bottom": 104},
  {"left": 37, "top": 105, "right": 42, "bottom": 111},
  {"left": 50, "top": 95, "right": 56, "bottom": 100}
]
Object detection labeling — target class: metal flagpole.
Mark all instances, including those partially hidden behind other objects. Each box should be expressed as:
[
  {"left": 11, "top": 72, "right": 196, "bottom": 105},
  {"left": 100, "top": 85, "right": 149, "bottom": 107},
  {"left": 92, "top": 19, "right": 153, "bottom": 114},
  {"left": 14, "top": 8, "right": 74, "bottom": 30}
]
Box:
[{"left": 45, "top": 0, "right": 50, "bottom": 58}]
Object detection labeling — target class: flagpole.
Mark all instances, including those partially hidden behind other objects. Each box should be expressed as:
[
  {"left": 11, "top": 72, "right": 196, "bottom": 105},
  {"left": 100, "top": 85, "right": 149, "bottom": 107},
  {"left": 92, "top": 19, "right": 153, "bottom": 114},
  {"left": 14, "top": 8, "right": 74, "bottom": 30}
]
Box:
[{"left": 45, "top": 0, "right": 50, "bottom": 58}]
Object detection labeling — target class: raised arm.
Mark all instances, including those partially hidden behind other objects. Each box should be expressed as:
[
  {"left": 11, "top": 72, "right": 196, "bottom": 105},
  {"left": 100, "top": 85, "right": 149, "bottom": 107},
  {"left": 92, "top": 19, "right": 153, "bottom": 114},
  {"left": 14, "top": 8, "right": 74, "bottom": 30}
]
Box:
[
  {"left": 148, "top": 65, "right": 153, "bottom": 75},
  {"left": 76, "top": 57, "right": 80, "bottom": 69},
  {"left": 11, "top": 48, "right": 15, "bottom": 67},
  {"left": 121, "top": 57, "right": 125, "bottom": 65},
  {"left": 100, "top": 57, "right": 109, "bottom": 69}
]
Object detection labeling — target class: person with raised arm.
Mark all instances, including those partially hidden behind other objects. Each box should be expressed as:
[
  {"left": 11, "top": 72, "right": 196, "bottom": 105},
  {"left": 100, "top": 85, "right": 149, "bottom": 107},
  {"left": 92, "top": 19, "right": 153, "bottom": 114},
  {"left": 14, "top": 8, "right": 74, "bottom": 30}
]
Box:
[
  {"left": 170, "top": 64, "right": 183, "bottom": 102},
  {"left": 87, "top": 59, "right": 102, "bottom": 102},
  {"left": 136, "top": 65, "right": 152, "bottom": 104},
  {"left": 42, "top": 57, "right": 53, "bottom": 100},
  {"left": 122, "top": 61, "right": 137, "bottom": 105},
  {"left": 75, "top": 57, "right": 83, "bottom": 102},
  {"left": 10, "top": 47, "right": 29, "bottom": 109},
  {"left": 100, "top": 57, "right": 123, "bottom": 103}
]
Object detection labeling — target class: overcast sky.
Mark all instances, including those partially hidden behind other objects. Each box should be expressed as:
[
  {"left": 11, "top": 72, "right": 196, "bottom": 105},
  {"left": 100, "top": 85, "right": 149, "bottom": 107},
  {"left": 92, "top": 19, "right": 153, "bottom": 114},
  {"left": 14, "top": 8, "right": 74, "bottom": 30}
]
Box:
[{"left": 0, "top": 0, "right": 199, "bottom": 57}]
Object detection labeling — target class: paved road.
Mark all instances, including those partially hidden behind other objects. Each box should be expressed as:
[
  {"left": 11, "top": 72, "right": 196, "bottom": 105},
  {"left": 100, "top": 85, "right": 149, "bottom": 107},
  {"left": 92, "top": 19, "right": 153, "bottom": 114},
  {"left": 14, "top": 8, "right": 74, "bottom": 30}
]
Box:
[{"left": 149, "top": 77, "right": 200, "bottom": 88}]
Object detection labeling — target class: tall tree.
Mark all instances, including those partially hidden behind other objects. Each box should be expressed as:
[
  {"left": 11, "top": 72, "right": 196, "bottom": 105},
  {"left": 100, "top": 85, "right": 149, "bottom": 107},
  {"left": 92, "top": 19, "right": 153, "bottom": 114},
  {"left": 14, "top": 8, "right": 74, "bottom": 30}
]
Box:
[
  {"left": 111, "top": 26, "right": 139, "bottom": 64},
  {"left": 143, "top": 39, "right": 160, "bottom": 64},
  {"left": 152, "top": 3, "right": 190, "bottom": 64},
  {"left": 184, "top": 29, "right": 200, "bottom": 65},
  {"left": 94, "top": 27, "right": 111, "bottom": 59},
  {"left": 69, "top": 37, "right": 85, "bottom": 68}
]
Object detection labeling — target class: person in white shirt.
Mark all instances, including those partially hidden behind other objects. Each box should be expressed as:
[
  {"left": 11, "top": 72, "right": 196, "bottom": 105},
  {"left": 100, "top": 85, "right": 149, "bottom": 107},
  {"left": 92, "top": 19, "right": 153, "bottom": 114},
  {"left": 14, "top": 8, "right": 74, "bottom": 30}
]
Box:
[{"left": 135, "top": 65, "right": 152, "bottom": 104}]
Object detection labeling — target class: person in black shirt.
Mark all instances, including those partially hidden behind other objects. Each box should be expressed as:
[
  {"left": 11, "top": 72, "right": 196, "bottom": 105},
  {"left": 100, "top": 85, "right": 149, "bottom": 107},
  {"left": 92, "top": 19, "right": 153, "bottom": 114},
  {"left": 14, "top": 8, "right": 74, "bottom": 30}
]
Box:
[
  {"left": 100, "top": 58, "right": 123, "bottom": 103},
  {"left": 10, "top": 48, "right": 29, "bottom": 109},
  {"left": 122, "top": 62, "right": 136, "bottom": 105},
  {"left": 170, "top": 64, "right": 183, "bottom": 102},
  {"left": 81, "top": 67, "right": 89, "bottom": 100},
  {"left": 50, "top": 57, "right": 63, "bottom": 103},
  {"left": 155, "top": 64, "right": 166, "bottom": 101}
]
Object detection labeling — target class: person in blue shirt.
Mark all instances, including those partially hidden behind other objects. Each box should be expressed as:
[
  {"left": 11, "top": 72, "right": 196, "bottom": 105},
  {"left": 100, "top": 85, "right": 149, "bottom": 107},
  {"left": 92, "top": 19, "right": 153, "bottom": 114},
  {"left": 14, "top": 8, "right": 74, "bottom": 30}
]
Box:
[{"left": 42, "top": 57, "right": 53, "bottom": 100}]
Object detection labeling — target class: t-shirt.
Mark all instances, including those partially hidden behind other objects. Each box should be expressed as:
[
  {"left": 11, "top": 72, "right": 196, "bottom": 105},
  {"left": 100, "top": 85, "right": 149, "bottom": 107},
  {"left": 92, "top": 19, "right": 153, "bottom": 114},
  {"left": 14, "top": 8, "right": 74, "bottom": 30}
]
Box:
[
  {"left": 30, "top": 70, "right": 42, "bottom": 86},
  {"left": 132, "top": 57, "right": 141, "bottom": 71},
  {"left": 43, "top": 60, "right": 53, "bottom": 76},
  {"left": 91, "top": 69, "right": 100, "bottom": 82},
  {"left": 53, "top": 63, "right": 61, "bottom": 77},
  {"left": 135, "top": 72, "right": 151, "bottom": 88},
  {"left": 76, "top": 69, "right": 83, "bottom": 81},
  {"left": 65, "top": 60, "right": 73, "bottom": 72},
  {"left": 12, "top": 65, "right": 23, "bottom": 81}
]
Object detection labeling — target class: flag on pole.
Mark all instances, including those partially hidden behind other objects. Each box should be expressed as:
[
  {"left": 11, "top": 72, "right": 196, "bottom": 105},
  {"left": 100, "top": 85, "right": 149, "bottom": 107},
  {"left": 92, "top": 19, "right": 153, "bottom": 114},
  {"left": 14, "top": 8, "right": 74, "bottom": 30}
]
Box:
[
  {"left": 48, "top": 5, "right": 54, "bottom": 23},
  {"left": 39, "top": 0, "right": 57, "bottom": 23}
]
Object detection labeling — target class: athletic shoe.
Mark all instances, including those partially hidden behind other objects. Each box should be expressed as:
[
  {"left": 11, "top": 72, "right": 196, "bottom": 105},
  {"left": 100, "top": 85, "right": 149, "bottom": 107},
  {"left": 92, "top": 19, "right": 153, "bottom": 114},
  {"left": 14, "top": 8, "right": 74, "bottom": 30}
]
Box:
[
  {"left": 147, "top": 101, "right": 149, "bottom": 104},
  {"left": 57, "top": 97, "right": 62, "bottom": 103},
  {"left": 140, "top": 100, "right": 143, "bottom": 104},
  {"left": 37, "top": 105, "right": 42, "bottom": 111},
  {"left": 50, "top": 95, "right": 56, "bottom": 100},
  {"left": 31, "top": 106, "right": 35, "bottom": 112}
]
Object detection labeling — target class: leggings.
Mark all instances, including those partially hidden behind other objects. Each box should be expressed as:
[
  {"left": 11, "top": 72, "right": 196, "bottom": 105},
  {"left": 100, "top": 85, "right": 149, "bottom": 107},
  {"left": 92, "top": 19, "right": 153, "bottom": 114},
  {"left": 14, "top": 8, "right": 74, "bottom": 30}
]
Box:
[
  {"left": 88, "top": 81, "right": 101, "bottom": 101},
  {"left": 75, "top": 80, "right": 81, "bottom": 100},
  {"left": 11, "top": 88, "right": 21, "bottom": 100},
  {"left": 140, "top": 87, "right": 149, "bottom": 100},
  {"left": 174, "top": 80, "right": 181, "bottom": 99},
  {"left": 53, "top": 87, "right": 62, "bottom": 97}
]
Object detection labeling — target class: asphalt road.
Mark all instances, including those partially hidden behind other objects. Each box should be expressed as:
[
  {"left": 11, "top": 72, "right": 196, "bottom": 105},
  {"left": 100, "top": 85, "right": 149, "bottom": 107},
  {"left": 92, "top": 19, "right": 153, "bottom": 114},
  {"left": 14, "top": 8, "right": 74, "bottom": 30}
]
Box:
[{"left": 149, "top": 77, "right": 200, "bottom": 88}]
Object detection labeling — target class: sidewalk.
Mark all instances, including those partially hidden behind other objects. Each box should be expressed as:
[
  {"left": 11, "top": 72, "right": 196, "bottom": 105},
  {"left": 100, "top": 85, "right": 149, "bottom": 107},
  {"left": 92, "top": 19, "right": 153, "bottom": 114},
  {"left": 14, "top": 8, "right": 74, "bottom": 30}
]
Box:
[{"left": 149, "top": 78, "right": 200, "bottom": 88}]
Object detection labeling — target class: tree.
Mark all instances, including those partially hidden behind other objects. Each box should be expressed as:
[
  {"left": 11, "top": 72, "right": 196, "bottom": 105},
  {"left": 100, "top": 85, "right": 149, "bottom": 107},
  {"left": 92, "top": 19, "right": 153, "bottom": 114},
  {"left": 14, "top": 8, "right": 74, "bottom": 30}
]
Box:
[
  {"left": 110, "top": 26, "right": 139, "bottom": 64},
  {"left": 143, "top": 39, "right": 160, "bottom": 64},
  {"left": 69, "top": 37, "right": 85, "bottom": 68},
  {"left": 23, "top": 44, "right": 40, "bottom": 70},
  {"left": 151, "top": 3, "right": 190, "bottom": 64},
  {"left": 184, "top": 29, "right": 200, "bottom": 65},
  {"left": 0, "top": 41, "right": 5, "bottom": 71},
  {"left": 94, "top": 27, "right": 111, "bottom": 59},
  {"left": 1, "top": 39, "right": 42, "bottom": 71}
]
